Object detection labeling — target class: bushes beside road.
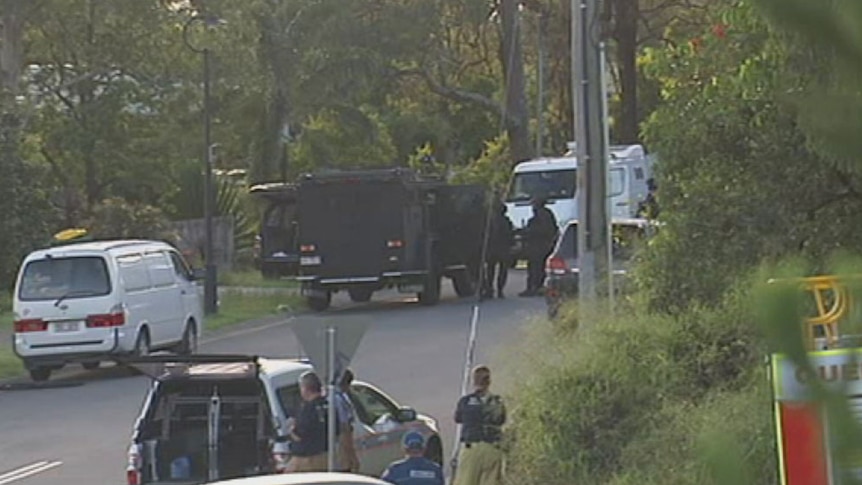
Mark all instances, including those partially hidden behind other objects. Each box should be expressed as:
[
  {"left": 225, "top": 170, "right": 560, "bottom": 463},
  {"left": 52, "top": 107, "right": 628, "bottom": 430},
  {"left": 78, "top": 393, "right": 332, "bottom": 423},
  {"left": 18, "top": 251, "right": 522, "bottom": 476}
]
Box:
[{"left": 499, "top": 282, "right": 778, "bottom": 485}]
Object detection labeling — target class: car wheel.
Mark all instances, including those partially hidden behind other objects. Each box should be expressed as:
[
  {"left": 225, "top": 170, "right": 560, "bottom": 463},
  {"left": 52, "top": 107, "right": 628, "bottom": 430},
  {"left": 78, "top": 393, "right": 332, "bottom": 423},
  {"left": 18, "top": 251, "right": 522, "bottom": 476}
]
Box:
[
  {"left": 177, "top": 322, "right": 198, "bottom": 356},
  {"left": 452, "top": 270, "right": 477, "bottom": 298},
  {"left": 82, "top": 361, "right": 100, "bottom": 370},
  {"left": 29, "top": 367, "right": 51, "bottom": 382},
  {"left": 424, "top": 435, "right": 443, "bottom": 466}
]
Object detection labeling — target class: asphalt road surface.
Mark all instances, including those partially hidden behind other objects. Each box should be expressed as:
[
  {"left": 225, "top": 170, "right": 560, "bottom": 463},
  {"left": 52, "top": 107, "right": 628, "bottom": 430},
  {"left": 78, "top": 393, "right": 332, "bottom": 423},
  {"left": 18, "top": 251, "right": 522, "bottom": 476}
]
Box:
[{"left": 0, "top": 271, "right": 543, "bottom": 485}]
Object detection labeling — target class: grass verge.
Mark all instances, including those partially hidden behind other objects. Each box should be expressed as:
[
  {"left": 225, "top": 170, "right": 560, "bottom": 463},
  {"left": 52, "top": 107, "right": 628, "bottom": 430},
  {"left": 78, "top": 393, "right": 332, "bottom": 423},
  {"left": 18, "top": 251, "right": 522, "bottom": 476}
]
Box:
[
  {"left": 219, "top": 269, "right": 298, "bottom": 289},
  {"left": 206, "top": 290, "right": 304, "bottom": 332},
  {"left": 0, "top": 292, "right": 20, "bottom": 378}
]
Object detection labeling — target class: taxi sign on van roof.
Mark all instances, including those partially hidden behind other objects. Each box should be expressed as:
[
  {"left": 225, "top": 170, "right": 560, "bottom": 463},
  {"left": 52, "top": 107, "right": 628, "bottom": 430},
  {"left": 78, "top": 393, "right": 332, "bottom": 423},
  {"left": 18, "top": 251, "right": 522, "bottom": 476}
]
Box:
[{"left": 50, "top": 228, "right": 92, "bottom": 246}]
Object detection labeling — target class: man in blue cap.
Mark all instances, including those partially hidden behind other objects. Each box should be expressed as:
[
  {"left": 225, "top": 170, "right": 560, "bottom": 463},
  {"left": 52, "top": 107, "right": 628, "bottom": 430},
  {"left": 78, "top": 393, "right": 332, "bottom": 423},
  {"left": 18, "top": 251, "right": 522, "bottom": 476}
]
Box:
[{"left": 380, "top": 431, "right": 444, "bottom": 485}]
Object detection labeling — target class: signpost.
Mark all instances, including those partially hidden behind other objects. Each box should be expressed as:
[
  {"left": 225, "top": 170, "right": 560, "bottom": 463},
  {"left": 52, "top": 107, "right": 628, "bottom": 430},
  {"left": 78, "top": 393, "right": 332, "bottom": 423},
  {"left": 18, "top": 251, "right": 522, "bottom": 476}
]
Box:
[{"left": 290, "top": 318, "right": 369, "bottom": 472}]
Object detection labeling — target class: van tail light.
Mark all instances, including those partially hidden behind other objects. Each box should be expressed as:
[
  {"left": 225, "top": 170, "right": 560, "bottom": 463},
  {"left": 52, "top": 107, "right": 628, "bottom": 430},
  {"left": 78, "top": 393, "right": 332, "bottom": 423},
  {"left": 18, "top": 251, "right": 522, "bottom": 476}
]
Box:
[
  {"left": 387, "top": 239, "right": 403, "bottom": 248},
  {"left": 126, "top": 469, "right": 141, "bottom": 485},
  {"left": 546, "top": 256, "right": 569, "bottom": 275},
  {"left": 87, "top": 306, "right": 125, "bottom": 328},
  {"left": 14, "top": 318, "right": 47, "bottom": 333}
]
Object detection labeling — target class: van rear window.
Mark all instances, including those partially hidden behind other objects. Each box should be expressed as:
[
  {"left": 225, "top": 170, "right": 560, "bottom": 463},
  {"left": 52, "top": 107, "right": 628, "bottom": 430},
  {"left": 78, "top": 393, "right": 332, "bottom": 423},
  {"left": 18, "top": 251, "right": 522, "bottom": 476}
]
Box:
[{"left": 18, "top": 256, "right": 110, "bottom": 301}]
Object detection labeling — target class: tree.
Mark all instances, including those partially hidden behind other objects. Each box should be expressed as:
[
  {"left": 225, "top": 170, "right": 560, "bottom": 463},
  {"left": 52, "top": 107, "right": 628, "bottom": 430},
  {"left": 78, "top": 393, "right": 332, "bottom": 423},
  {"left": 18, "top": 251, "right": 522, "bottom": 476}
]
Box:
[{"left": 636, "top": 0, "right": 862, "bottom": 312}]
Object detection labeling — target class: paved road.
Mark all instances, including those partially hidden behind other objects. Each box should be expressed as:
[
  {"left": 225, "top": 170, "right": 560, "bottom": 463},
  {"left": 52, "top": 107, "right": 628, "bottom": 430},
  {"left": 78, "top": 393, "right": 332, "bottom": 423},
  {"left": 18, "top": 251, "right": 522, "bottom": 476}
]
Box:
[{"left": 0, "top": 271, "right": 543, "bottom": 485}]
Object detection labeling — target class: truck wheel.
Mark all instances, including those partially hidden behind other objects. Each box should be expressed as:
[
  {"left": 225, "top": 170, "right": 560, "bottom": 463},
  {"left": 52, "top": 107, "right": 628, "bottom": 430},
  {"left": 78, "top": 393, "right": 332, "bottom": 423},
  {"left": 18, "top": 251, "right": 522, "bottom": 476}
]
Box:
[
  {"left": 261, "top": 264, "right": 279, "bottom": 280},
  {"left": 308, "top": 292, "right": 332, "bottom": 311},
  {"left": 29, "top": 367, "right": 51, "bottom": 382},
  {"left": 452, "top": 270, "right": 477, "bottom": 298},
  {"left": 418, "top": 275, "right": 441, "bottom": 306},
  {"left": 348, "top": 287, "right": 374, "bottom": 303}
]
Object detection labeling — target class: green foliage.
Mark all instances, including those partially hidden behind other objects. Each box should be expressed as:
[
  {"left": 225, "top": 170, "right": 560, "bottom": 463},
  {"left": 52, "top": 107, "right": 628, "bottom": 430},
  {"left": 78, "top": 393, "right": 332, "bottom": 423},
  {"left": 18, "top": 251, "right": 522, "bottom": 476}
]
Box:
[
  {"left": 500, "top": 281, "right": 767, "bottom": 485},
  {"left": 86, "top": 197, "right": 175, "bottom": 242},
  {"left": 637, "top": 0, "right": 862, "bottom": 313},
  {"left": 450, "top": 135, "right": 513, "bottom": 191}
]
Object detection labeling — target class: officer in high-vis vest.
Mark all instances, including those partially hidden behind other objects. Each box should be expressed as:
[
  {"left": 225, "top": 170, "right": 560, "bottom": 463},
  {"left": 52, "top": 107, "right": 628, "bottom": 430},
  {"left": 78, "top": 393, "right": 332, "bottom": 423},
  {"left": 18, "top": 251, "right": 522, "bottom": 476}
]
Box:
[{"left": 453, "top": 365, "right": 506, "bottom": 485}]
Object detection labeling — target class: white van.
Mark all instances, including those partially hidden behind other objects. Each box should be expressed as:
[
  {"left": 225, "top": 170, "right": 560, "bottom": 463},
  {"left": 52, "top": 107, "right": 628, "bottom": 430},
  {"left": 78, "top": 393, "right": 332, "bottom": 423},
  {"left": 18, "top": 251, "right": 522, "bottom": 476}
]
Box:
[
  {"left": 505, "top": 144, "right": 653, "bottom": 231},
  {"left": 12, "top": 240, "right": 203, "bottom": 381}
]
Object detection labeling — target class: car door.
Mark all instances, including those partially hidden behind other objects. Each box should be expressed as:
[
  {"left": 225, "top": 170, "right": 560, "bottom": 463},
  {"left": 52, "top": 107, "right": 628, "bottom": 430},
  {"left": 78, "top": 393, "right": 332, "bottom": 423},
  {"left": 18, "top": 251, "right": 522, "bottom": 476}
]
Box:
[{"left": 349, "top": 383, "right": 409, "bottom": 475}]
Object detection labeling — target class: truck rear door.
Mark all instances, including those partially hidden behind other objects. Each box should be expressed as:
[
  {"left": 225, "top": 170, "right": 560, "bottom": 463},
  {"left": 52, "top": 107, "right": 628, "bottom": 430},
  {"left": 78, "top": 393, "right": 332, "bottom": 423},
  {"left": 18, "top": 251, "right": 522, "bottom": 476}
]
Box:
[{"left": 298, "top": 179, "right": 412, "bottom": 279}]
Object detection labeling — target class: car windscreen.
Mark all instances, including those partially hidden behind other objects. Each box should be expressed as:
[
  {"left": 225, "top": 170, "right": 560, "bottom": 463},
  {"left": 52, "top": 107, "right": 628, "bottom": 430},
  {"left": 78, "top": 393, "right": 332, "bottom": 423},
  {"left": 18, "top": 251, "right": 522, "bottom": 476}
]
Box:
[
  {"left": 507, "top": 169, "right": 577, "bottom": 202},
  {"left": 18, "top": 256, "right": 111, "bottom": 301}
]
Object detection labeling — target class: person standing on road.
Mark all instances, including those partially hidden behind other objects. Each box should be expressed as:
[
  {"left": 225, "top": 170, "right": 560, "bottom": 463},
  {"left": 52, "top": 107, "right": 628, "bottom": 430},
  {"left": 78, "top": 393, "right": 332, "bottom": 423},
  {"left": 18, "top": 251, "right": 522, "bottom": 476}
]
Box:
[
  {"left": 335, "top": 369, "right": 361, "bottom": 473},
  {"left": 453, "top": 365, "right": 506, "bottom": 485},
  {"left": 481, "top": 201, "right": 515, "bottom": 300},
  {"left": 381, "top": 431, "right": 445, "bottom": 485},
  {"left": 285, "top": 371, "right": 331, "bottom": 472},
  {"left": 520, "top": 197, "right": 557, "bottom": 297}
]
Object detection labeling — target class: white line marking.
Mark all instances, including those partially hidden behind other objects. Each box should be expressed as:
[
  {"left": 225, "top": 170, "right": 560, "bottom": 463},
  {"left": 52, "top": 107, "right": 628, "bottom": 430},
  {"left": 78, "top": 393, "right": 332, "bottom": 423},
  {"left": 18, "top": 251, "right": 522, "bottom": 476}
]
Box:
[
  {"left": 200, "top": 316, "right": 296, "bottom": 345},
  {"left": 0, "top": 461, "right": 62, "bottom": 485}
]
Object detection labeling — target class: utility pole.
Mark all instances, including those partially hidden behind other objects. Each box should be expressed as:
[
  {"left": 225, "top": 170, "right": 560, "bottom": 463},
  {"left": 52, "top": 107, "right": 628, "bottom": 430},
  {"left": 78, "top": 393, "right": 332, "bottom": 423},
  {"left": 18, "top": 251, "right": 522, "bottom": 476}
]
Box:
[
  {"left": 536, "top": 11, "right": 547, "bottom": 157},
  {"left": 572, "top": 0, "right": 610, "bottom": 303}
]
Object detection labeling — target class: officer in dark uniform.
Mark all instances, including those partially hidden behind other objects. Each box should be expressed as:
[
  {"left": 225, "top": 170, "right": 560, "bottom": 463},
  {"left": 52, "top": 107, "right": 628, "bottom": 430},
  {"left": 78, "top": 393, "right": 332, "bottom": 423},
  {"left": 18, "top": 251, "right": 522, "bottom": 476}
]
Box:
[
  {"left": 285, "top": 371, "right": 332, "bottom": 472},
  {"left": 481, "top": 201, "right": 515, "bottom": 299},
  {"left": 453, "top": 365, "right": 506, "bottom": 485},
  {"left": 520, "top": 196, "right": 558, "bottom": 297},
  {"left": 380, "top": 431, "right": 444, "bottom": 485}
]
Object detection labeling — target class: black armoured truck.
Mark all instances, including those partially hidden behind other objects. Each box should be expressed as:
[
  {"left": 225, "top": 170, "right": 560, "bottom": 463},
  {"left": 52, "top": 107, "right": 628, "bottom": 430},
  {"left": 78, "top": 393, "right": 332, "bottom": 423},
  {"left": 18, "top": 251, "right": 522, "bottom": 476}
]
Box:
[
  {"left": 249, "top": 183, "right": 300, "bottom": 279},
  {"left": 295, "top": 168, "right": 487, "bottom": 311}
]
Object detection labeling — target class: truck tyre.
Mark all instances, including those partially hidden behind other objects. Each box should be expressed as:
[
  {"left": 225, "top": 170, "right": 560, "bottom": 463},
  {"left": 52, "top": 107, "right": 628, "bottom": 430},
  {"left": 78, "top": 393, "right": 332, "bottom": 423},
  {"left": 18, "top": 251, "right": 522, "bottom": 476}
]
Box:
[
  {"left": 308, "top": 292, "right": 332, "bottom": 312},
  {"left": 29, "top": 367, "right": 51, "bottom": 382},
  {"left": 348, "top": 287, "right": 374, "bottom": 303},
  {"left": 418, "top": 274, "right": 441, "bottom": 306},
  {"left": 261, "top": 264, "right": 279, "bottom": 280},
  {"left": 452, "top": 270, "right": 477, "bottom": 298}
]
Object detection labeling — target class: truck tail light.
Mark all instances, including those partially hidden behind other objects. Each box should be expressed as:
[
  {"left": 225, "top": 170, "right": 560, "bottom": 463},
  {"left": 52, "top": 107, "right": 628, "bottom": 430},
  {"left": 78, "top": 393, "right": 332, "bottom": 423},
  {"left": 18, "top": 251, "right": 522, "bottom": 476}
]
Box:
[
  {"left": 387, "top": 239, "right": 403, "bottom": 248},
  {"left": 546, "top": 256, "right": 568, "bottom": 275},
  {"left": 14, "top": 318, "right": 47, "bottom": 333}
]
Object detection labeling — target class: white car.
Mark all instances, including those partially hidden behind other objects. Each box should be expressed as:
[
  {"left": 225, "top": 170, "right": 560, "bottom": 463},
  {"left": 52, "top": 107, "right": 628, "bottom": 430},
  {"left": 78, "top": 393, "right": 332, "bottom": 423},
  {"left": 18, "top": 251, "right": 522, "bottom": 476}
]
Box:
[
  {"left": 126, "top": 356, "right": 441, "bottom": 485},
  {"left": 13, "top": 240, "right": 203, "bottom": 382},
  {"left": 207, "top": 472, "right": 389, "bottom": 485}
]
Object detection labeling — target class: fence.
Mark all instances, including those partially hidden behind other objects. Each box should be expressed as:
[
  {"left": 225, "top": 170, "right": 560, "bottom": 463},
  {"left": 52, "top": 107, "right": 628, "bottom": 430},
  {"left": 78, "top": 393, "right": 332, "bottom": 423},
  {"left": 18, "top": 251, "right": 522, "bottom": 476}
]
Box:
[{"left": 169, "top": 216, "right": 235, "bottom": 271}]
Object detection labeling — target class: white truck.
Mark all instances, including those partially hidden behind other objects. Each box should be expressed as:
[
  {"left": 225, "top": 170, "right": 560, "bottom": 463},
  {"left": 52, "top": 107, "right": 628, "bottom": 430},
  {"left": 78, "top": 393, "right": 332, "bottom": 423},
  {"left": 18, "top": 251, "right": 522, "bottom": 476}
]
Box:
[{"left": 504, "top": 143, "right": 654, "bottom": 231}]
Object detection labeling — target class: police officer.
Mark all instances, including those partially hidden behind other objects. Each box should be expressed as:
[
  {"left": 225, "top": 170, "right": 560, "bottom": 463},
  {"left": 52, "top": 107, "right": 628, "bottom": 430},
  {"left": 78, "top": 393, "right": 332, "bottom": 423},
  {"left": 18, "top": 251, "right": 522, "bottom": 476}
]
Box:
[
  {"left": 453, "top": 365, "right": 506, "bottom": 485},
  {"left": 520, "top": 196, "right": 557, "bottom": 297},
  {"left": 335, "top": 369, "right": 361, "bottom": 473},
  {"left": 482, "top": 201, "right": 515, "bottom": 299},
  {"left": 285, "top": 371, "right": 331, "bottom": 472},
  {"left": 380, "top": 431, "right": 445, "bottom": 485}
]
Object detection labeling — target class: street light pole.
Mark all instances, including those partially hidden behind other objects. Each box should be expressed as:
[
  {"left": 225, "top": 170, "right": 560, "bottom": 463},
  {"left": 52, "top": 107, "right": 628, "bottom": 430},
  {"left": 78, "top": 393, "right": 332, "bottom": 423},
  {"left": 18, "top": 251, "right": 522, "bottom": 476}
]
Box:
[{"left": 184, "top": 14, "right": 223, "bottom": 316}]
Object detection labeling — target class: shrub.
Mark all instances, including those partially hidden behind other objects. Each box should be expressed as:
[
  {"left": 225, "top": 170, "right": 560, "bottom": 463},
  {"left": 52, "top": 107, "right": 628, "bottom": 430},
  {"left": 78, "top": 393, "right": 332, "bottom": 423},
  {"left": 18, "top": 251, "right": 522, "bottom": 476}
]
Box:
[{"left": 499, "top": 280, "right": 769, "bottom": 485}]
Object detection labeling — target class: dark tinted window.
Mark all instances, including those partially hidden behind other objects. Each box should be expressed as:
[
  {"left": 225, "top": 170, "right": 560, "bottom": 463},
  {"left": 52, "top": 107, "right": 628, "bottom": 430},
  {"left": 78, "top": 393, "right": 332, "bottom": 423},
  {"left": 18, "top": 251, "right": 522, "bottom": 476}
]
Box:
[
  {"left": 556, "top": 224, "right": 577, "bottom": 259},
  {"left": 507, "top": 169, "right": 577, "bottom": 202},
  {"left": 351, "top": 385, "right": 398, "bottom": 426},
  {"left": 169, "top": 251, "right": 194, "bottom": 281},
  {"left": 276, "top": 385, "right": 302, "bottom": 418},
  {"left": 19, "top": 256, "right": 110, "bottom": 301}
]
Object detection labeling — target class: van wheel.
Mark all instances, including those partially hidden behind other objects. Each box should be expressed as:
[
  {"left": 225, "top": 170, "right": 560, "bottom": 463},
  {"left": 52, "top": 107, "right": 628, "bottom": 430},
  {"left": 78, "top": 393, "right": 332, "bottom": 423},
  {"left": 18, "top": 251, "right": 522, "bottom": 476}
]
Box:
[
  {"left": 177, "top": 323, "right": 198, "bottom": 356},
  {"left": 29, "top": 367, "right": 51, "bottom": 382},
  {"left": 82, "top": 361, "right": 100, "bottom": 370},
  {"left": 133, "top": 330, "right": 151, "bottom": 357}
]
